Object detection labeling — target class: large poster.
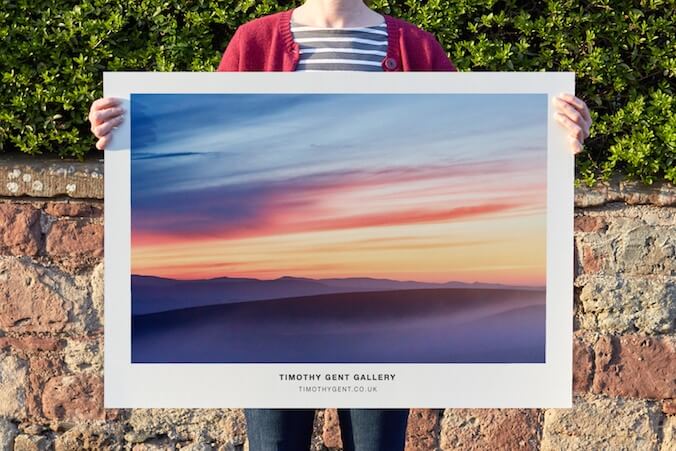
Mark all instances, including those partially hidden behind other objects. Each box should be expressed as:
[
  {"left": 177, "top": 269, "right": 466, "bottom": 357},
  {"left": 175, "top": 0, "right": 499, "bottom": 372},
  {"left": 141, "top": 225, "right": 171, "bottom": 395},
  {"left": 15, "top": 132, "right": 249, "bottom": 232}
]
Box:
[{"left": 104, "top": 72, "right": 574, "bottom": 408}]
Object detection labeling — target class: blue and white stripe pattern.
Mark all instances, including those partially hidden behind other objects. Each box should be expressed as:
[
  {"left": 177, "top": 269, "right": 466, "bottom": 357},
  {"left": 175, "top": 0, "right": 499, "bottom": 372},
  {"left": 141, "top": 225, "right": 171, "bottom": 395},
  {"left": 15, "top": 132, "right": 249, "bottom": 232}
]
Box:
[{"left": 291, "top": 20, "right": 388, "bottom": 71}]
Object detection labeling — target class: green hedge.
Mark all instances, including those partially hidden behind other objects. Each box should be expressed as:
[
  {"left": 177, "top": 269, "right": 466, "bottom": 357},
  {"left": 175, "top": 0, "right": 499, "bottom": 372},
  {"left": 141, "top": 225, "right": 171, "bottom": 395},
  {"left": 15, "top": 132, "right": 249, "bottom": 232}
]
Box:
[{"left": 1, "top": 0, "right": 674, "bottom": 184}]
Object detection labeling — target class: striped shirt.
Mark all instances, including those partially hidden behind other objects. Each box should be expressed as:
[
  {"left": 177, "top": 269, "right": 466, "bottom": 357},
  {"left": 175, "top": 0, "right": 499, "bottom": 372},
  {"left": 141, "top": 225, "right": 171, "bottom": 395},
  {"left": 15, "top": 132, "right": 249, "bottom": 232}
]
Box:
[{"left": 290, "top": 20, "right": 388, "bottom": 71}]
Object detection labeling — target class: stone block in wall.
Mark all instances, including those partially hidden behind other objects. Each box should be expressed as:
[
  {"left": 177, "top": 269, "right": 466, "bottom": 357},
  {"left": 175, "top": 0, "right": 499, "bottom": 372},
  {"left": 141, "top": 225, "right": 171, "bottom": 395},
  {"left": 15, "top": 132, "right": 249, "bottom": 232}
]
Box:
[
  {"left": 0, "top": 159, "right": 103, "bottom": 199},
  {"left": 662, "top": 416, "right": 676, "bottom": 451},
  {"left": 0, "top": 256, "right": 71, "bottom": 333},
  {"left": 0, "top": 203, "right": 42, "bottom": 256},
  {"left": 14, "top": 433, "right": 51, "bottom": 451},
  {"left": 575, "top": 217, "right": 675, "bottom": 277},
  {"left": 574, "top": 176, "right": 676, "bottom": 207},
  {"left": 439, "top": 408, "right": 542, "bottom": 450},
  {"left": 25, "top": 355, "right": 65, "bottom": 421},
  {"left": 0, "top": 417, "right": 19, "bottom": 449},
  {"left": 577, "top": 204, "right": 676, "bottom": 224},
  {"left": 127, "top": 409, "right": 247, "bottom": 448},
  {"left": 574, "top": 215, "right": 608, "bottom": 233},
  {"left": 0, "top": 351, "right": 28, "bottom": 420},
  {"left": 613, "top": 222, "right": 675, "bottom": 276},
  {"left": 41, "top": 373, "right": 104, "bottom": 422},
  {"left": 310, "top": 409, "right": 325, "bottom": 451},
  {"left": 576, "top": 275, "right": 675, "bottom": 334},
  {"left": 180, "top": 442, "right": 215, "bottom": 451},
  {"left": 0, "top": 336, "right": 62, "bottom": 354},
  {"left": 322, "top": 408, "right": 341, "bottom": 449},
  {"left": 53, "top": 422, "right": 125, "bottom": 451},
  {"left": 573, "top": 331, "right": 594, "bottom": 393},
  {"left": 46, "top": 219, "right": 103, "bottom": 259},
  {"left": 592, "top": 335, "right": 676, "bottom": 400},
  {"left": 0, "top": 257, "right": 101, "bottom": 334},
  {"left": 541, "top": 395, "right": 663, "bottom": 451},
  {"left": 44, "top": 201, "right": 102, "bottom": 218},
  {"left": 63, "top": 336, "right": 102, "bottom": 374},
  {"left": 405, "top": 408, "right": 441, "bottom": 451}
]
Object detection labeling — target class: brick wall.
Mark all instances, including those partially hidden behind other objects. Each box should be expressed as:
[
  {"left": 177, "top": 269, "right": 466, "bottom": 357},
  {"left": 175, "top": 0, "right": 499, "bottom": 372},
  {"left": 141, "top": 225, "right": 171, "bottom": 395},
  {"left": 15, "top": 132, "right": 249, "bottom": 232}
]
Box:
[{"left": 0, "top": 158, "right": 673, "bottom": 451}]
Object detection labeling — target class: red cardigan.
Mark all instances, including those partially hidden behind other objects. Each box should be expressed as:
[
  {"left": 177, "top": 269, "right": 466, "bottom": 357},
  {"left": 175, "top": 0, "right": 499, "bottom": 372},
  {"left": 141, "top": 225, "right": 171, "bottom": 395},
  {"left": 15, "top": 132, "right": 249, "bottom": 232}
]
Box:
[{"left": 217, "top": 9, "right": 457, "bottom": 72}]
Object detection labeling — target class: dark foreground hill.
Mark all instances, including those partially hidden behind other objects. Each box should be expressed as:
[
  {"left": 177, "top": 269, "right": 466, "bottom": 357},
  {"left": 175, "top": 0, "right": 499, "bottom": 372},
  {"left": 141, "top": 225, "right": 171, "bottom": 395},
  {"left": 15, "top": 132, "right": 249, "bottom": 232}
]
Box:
[{"left": 132, "top": 287, "right": 545, "bottom": 363}]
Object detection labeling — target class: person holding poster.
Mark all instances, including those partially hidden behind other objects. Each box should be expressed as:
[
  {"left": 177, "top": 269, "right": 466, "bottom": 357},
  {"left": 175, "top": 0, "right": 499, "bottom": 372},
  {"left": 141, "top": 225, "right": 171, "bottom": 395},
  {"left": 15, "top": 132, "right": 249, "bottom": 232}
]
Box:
[{"left": 89, "top": 0, "right": 592, "bottom": 450}]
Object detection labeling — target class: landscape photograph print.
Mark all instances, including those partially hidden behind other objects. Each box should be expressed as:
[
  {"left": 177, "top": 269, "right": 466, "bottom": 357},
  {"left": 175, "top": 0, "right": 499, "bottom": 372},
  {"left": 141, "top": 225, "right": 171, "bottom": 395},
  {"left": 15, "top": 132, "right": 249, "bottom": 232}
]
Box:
[{"left": 130, "top": 92, "right": 548, "bottom": 364}]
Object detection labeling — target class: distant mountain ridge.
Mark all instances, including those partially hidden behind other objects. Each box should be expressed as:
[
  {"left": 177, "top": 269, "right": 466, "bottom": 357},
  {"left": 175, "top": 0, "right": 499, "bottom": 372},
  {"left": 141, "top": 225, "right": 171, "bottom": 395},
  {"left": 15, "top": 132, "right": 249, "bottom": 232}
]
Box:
[{"left": 131, "top": 274, "right": 544, "bottom": 315}]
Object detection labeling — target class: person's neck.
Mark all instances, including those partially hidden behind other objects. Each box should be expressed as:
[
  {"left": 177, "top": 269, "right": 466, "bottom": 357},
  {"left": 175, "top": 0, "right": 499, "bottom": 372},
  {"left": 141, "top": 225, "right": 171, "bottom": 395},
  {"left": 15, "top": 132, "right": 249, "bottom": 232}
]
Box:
[{"left": 292, "top": 0, "right": 383, "bottom": 28}]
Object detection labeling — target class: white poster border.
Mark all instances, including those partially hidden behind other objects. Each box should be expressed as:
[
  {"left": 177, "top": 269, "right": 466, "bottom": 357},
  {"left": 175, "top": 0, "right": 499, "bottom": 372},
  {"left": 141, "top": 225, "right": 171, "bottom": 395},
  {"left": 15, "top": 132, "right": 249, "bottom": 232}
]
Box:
[{"left": 104, "top": 72, "right": 574, "bottom": 408}]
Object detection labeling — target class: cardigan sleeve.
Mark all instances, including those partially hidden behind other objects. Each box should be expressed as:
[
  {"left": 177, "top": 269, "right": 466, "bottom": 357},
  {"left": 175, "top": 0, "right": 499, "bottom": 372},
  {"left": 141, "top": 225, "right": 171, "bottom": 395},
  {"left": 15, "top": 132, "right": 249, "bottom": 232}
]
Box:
[
  {"left": 426, "top": 32, "right": 457, "bottom": 71},
  {"left": 217, "top": 27, "right": 242, "bottom": 72}
]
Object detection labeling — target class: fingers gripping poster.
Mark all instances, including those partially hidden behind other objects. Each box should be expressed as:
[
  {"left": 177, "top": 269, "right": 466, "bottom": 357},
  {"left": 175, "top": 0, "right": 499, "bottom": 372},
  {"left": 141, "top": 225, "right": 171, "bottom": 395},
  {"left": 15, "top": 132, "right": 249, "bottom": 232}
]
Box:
[{"left": 104, "top": 72, "right": 574, "bottom": 408}]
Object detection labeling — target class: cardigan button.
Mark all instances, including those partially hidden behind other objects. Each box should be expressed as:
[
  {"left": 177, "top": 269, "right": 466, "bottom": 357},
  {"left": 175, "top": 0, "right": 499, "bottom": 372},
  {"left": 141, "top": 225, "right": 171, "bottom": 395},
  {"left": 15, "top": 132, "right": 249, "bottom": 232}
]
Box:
[{"left": 384, "top": 57, "right": 398, "bottom": 70}]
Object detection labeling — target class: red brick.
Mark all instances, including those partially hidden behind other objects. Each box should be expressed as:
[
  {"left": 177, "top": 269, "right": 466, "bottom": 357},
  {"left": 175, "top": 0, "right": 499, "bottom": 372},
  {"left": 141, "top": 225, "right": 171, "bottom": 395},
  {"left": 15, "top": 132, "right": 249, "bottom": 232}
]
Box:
[
  {"left": 105, "top": 408, "right": 126, "bottom": 421},
  {"left": 44, "top": 202, "right": 102, "bottom": 218},
  {"left": 26, "top": 355, "right": 64, "bottom": 419},
  {"left": 573, "top": 332, "right": 594, "bottom": 393},
  {"left": 662, "top": 399, "right": 676, "bottom": 415},
  {"left": 0, "top": 259, "right": 71, "bottom": 333},
  {"left": 580, "top": 244, "right": 602, "bottom": 273},
  {"left": 405, "top": 409, "right": 440, "bottom": 451},
  {"left": 0, "top": 336, "right": 62, "bottom": 353},
  {"left": 0, "top": 203, "right": 42, "bottom": 256},
  {"left": 41, "top": 373, "right": 103, "bottom": 421},
  {"left": 441, "top": 409, "right": 542, "bottom": 450},
  {"left": 541, "top": 396, "right": 662, "bottom": 450},
  {"left": 324, "top": 409, "right": 438, "bottom": 450},
  {"left": 574, "top": 215, "right": 607, "bottom": 233},
  {"left": 592, "top": 335, "right": 676, "bottom": 400},
  {"left": 322, "top": 408, "right": 341, "bottom": 449},
  {"left": 46, "top": 220, "right": 102, "bottom": 258}
]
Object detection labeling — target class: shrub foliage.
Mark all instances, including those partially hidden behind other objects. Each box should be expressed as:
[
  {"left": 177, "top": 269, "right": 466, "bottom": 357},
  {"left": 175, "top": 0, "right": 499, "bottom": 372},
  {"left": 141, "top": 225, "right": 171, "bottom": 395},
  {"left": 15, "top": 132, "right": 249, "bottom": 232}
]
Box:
[{"left": 1, "top": 0, "right": 674, "bottom": 184}]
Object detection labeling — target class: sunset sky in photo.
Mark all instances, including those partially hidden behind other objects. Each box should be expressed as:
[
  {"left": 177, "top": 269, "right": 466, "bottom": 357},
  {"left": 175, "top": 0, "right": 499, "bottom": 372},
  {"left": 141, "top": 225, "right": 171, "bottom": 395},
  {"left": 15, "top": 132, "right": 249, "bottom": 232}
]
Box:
[{"left": 130, "top": 93, "right": 547, "bottom": 286}]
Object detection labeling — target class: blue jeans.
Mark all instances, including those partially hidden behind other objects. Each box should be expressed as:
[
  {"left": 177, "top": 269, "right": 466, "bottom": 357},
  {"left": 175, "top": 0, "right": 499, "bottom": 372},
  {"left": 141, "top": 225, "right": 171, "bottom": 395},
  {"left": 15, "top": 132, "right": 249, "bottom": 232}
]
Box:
[{"left": 244, "top": 408, "right": 409, "bottom": 451}]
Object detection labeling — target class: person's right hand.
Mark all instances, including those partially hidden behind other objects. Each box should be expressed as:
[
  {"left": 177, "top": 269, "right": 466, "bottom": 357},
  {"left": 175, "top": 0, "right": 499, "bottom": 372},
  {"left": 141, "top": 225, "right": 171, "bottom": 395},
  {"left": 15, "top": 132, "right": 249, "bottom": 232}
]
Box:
[{"left": 88, "top": 97, "right": 124, "bottom": 150}]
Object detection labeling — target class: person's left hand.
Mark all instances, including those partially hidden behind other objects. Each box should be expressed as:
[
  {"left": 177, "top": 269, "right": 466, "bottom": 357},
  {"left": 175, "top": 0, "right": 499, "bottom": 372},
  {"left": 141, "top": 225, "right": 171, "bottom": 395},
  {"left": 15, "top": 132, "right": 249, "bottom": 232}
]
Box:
[{"left": 553, "top": 93, "right": 592, "bottom": 155}]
